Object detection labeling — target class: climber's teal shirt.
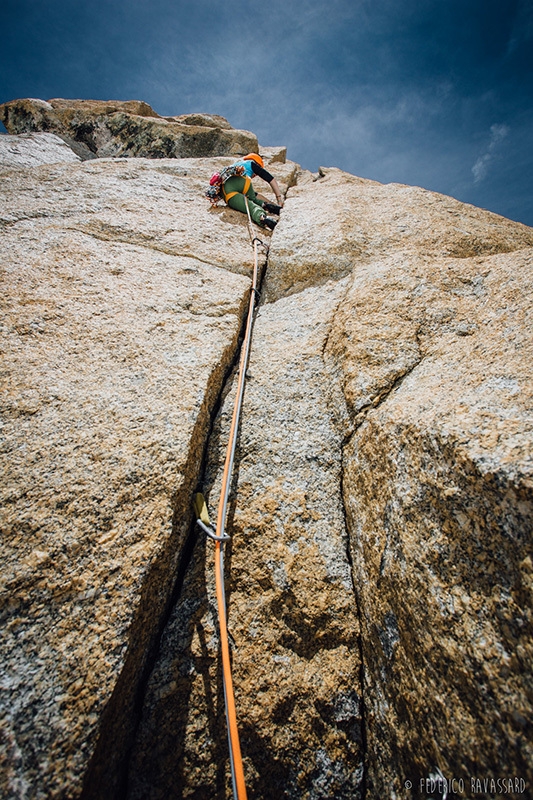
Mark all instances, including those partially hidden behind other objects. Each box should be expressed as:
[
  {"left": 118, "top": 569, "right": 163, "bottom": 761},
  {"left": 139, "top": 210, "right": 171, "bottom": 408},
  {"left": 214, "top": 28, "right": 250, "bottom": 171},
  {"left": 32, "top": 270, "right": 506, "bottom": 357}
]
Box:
[{"left": 233, "top": 159, "right": 255, "bottom": 178}]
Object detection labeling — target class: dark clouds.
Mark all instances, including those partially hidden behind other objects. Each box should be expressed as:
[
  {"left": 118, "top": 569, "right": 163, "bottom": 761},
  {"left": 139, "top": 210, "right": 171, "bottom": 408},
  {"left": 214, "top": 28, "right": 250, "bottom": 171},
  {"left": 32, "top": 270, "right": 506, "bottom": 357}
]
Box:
[{"left": 1, "top": 0, "right": 532, "bottom": 224}]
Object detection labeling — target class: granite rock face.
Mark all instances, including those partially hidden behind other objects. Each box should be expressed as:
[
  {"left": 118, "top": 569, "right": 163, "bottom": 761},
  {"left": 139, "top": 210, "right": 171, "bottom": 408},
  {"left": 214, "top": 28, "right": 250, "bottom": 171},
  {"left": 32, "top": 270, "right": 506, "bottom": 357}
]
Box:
[
  {"left": 264, "top": 166, "right": 533, "bottom": 303},
  {"left": 267, "top": 168, "right": 533, "bottom": 796},
  {"left": 0, "top": 153, "right": 270, "bottom": 799},
  {"left": 337, "top": 245, "right": 533, "bottom": 796},
  {"left": 1, "top": 121, "right": 533, "bottom": 800},
  {"left": 0, "top": 99, "right": 258, "bottom": 160},
  {"left": 126, "top": 166, "right": 533, "bottom": 799},
  {"left": 0, "top": 132, "right": 82, "bottom": 167}
]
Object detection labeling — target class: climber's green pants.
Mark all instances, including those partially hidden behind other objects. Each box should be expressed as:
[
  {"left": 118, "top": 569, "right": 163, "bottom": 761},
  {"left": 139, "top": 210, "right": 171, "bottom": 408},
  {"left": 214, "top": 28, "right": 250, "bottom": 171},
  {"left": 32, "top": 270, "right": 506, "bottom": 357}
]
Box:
[{"left": 223, "top": 176, "right": 266, "bottom": 225}]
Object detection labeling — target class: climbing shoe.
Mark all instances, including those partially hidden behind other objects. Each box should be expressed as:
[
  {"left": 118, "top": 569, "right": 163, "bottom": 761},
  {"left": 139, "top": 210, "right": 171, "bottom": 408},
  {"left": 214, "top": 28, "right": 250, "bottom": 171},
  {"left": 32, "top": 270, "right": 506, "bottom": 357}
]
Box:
[
  {"left": 260, "top": 216, "right": 277, "bottom": 230},
  {"left": 263, "top": 201, "right": 282, "bottom": 215}
]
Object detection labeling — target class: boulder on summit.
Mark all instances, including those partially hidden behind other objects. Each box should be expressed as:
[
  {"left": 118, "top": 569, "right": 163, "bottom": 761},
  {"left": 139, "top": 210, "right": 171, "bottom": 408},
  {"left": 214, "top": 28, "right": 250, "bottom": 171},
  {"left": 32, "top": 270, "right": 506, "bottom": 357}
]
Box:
[{"left": 0, "top": 98, "right": 258, "bottom": 160}]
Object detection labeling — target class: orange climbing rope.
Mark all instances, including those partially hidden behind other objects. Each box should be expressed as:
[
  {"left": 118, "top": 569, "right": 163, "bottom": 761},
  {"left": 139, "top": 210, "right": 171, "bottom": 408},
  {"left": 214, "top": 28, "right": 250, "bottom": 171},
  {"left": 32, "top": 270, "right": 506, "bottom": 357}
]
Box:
[
  {"left": 213, "top": 242, "right": 258, "bottom": 800},
  {"left": 195, "top": 199, "right": 266, "bottom": 800}
]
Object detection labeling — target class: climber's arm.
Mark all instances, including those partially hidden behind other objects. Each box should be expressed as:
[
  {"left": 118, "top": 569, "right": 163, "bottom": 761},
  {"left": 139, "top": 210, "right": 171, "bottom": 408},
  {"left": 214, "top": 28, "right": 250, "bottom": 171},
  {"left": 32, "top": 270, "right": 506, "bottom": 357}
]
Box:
[
  {"left": 251, "top": 162, "right": 284, "bottom": 207},
  {"left": 268, "top": 177, "right": 284, "bottom": 207}
]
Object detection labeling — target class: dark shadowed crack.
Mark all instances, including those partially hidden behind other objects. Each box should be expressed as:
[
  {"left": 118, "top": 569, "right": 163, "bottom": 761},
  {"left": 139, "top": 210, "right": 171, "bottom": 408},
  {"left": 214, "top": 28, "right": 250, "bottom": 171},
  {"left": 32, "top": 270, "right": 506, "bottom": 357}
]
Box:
[
  {"left": 80, "top": 240, "right": 269, "bottom": 800},
  {"left": 339, "top": 453, "right": 368, "bottom": 800},
  {"left": 96, "top": 237, "right": 270, "bottom": 800}
]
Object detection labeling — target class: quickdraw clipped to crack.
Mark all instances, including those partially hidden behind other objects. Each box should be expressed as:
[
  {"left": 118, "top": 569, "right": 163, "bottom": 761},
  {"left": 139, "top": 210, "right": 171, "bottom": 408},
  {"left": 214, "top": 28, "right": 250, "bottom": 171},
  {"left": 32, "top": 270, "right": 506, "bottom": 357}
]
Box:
[{"left": 195, "top": 492, "right": 230, "bottom": 541}]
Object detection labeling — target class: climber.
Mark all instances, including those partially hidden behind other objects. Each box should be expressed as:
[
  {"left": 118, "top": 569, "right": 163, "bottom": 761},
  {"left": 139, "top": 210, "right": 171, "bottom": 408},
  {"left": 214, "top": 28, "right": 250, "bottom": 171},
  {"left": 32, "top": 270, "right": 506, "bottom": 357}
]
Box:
[{"left": 207, "top": 153, "right": 283, "bottom": 230}]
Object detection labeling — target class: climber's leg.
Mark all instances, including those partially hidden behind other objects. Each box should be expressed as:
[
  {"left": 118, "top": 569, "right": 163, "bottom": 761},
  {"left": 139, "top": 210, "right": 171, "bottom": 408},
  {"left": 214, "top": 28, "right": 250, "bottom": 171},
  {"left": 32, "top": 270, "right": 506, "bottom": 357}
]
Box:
[{"left": 227, "top": 192, "right": 267, "bottom": 225}]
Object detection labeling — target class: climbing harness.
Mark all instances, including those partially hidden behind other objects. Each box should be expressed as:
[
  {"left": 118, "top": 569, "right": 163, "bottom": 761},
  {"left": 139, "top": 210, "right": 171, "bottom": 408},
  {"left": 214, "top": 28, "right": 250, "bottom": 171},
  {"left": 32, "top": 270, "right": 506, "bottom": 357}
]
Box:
[
  {"left": 194, "top": 201, "right": 267, "bottom": 800},
  {"left": 223, "top": 176, "right": 251, "bottom": 203}
]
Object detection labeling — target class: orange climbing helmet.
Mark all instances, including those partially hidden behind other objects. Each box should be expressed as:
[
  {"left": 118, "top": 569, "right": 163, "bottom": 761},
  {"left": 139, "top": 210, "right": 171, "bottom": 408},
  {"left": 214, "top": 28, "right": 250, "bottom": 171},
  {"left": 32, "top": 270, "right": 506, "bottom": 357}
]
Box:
[{"left": 243, "top": 153, "right": 264, "bottom": 168}]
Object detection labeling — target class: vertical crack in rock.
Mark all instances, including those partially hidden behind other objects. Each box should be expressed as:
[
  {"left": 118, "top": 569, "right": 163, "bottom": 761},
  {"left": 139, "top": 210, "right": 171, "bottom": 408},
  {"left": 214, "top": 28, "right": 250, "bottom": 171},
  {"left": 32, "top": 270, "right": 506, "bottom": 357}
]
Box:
[
  {"left": 321, "top": 284, "right": 370, "bottom": 800},
  {"left": 120, "top": 241, "right": 270, "bottom": 800},
  {"left": 336, "top": 422, "right": 369, "bottom": 800},
  {"left": 126, "top": 226, "right": 364, "bottom": 798},
  {"left": 339, "top": 465, "right": 368, "bottom": 800},
  {"left": 325, "top": 242, "right": 533, "bottom": 794},
  {"left": 81, "top": 265, "right": 264, "bottom": 799}
]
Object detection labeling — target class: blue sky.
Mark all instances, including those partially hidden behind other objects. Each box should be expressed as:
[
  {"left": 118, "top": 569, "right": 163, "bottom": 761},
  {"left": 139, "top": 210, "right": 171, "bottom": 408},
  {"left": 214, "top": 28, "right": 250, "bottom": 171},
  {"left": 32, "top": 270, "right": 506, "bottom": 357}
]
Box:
[{"left": 2, "top": 0, "right": 532, "bottom": 226}]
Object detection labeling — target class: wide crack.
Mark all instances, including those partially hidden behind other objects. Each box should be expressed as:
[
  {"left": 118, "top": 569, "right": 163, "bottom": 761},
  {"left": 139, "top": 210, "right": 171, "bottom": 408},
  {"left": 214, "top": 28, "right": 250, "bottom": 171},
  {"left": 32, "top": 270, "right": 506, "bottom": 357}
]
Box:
[
  {"left": 339, "top": 451, "right": 368, "bottom": 800},
  {"left": 111, "top": 237, "right": 270, "bottom": 800},
  {"left": 79, "top": 230, "right": 270, "bottom": 800}
]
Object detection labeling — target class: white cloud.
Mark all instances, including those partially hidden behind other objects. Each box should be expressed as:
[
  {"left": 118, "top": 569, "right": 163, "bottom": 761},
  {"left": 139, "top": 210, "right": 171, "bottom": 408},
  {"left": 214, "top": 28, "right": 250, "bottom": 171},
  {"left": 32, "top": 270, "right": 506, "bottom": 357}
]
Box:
[{"left": 472, "top": 123, "right": 510, "bottom": 184}]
